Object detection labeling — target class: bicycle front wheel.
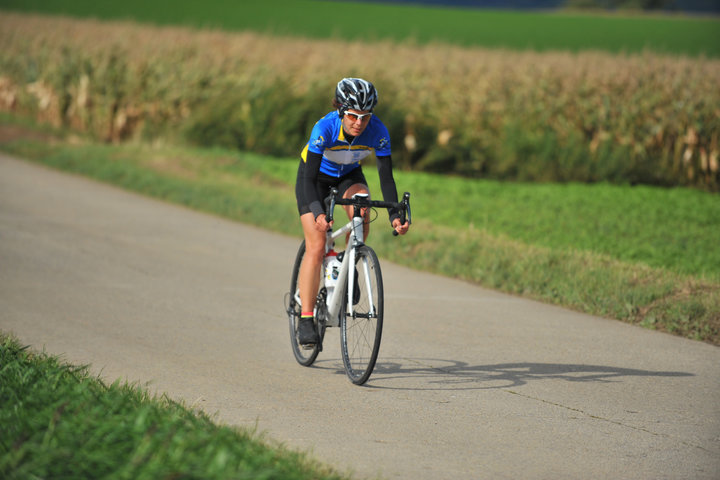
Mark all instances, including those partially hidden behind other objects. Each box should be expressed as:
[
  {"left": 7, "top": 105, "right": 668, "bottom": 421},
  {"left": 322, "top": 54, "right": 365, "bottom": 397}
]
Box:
[
  {"left": 288, "top": 241, "right": 320, "bottom": 366},
  {"left": 340, "top": 245, "right": 383, "bottom": 385}
]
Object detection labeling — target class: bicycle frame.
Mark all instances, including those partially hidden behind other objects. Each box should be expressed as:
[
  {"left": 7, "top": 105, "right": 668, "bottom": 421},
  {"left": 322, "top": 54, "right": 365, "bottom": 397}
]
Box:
[{"left": 321, "top": 195, "right": 372, "bottom": 327}]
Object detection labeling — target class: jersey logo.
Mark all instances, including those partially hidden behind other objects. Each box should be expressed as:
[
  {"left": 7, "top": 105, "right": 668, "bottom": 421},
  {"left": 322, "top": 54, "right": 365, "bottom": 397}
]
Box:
[
  {"left": 312, "top": 135, "right": 325, "bottom": 149},
  {"left": 378, "top": 136, "right": 389, "bottom": 150}
]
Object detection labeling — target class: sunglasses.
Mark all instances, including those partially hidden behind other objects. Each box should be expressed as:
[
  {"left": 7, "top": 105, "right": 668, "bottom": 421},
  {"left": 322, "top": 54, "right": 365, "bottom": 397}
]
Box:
[{"left": 345, "top": 112, "right": 373, "bottom": 122}]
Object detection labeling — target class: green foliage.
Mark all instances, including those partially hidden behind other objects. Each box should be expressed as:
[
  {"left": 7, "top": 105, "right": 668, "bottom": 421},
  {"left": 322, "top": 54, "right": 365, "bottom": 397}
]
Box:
[
  {"left": 1, "top": 6, "right": 719, "bottom": 192},
  {"left": 0, "top": 336, "right": 344, "bottom": 480},
  {"left": 2, "top": 14, "right": 718, "bottom": 190},
  {"left": 184, "top": 77, "right": 328, "bottom": 158},
  {"left": 380, "top": 173, "right": 720, "bottom": 278}
]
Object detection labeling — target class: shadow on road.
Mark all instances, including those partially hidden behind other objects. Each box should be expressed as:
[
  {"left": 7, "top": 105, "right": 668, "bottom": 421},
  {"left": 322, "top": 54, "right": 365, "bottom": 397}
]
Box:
[{"left": 359, "top": 359, "right": 694, "bottom": 390}]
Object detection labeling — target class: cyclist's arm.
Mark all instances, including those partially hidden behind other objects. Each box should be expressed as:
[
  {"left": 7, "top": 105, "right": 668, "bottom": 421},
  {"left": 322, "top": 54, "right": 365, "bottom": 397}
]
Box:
[
  {"left": 376, "top": 155, "right": 401, "bottom": 224},
  {"left": 303, "top": 150, "right": 326, "bottom": 220}
]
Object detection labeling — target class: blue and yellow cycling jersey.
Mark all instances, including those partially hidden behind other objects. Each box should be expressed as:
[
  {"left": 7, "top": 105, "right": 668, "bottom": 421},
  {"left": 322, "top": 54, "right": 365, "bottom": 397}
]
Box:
[{"left": 301, "top": 111, "right": 392, "bottom": 177}]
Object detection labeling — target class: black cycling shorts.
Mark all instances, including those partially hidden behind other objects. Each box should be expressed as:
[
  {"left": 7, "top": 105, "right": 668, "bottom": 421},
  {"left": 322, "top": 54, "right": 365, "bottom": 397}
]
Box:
[{"left": 295, "top": 161, "right": 368, "bottom": 216}]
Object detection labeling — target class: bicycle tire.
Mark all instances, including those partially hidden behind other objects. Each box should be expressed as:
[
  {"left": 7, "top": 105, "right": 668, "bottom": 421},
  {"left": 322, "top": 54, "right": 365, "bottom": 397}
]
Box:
[
  {"left": 288, "top": 241, "right": 321, "bottom": 366},
  {"left": 340, "top": 245, "right": 384, "bottom": 385}
]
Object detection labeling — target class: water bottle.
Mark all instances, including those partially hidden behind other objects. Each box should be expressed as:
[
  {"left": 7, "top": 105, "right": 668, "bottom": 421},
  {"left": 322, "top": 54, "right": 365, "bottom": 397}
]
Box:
[{"left": 324, "top": 249, "right": 341, "bottom": 303}]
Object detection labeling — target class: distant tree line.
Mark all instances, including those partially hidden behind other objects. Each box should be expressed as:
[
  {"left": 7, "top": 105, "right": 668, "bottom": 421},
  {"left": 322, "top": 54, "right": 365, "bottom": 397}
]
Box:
[
  {"left": 565, "top": 0, "right": 673, "bottom": 9},
  {"left": 346, "top": 0, "right": 720, "bottom": 13}
]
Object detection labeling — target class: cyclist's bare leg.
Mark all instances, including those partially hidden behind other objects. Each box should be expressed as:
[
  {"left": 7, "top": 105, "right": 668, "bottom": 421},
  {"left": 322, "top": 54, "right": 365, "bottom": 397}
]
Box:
[
  {"left": 299, "top": 212, "right": 325, "bottom": 315},
  {"left": 342, "top": 183, "right": 370, "bottom": 243}
]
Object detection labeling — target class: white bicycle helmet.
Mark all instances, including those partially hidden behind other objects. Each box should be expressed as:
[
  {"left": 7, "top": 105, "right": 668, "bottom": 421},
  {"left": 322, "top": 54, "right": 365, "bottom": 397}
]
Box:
[{"left": 335, "top": 77, "right": 378, "bottom": 117}]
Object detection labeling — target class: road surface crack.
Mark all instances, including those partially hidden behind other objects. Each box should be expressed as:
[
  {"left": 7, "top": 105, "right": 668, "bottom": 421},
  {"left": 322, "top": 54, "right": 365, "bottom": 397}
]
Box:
[{"left": 505, "top": 389, "right": 716, "bottom": 454}]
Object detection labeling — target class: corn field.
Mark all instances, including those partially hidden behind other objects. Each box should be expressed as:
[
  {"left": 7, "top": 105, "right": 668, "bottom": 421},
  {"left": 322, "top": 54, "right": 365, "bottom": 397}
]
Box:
[{"left": 1, "top": 13, "right": 718, "bottom": 190}]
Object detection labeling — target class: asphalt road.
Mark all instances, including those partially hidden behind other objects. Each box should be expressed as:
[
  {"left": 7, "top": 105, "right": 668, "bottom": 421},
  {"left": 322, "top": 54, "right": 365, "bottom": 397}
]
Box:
[{"left": 1, "top": 153, "right": 719, "bottom": 480}]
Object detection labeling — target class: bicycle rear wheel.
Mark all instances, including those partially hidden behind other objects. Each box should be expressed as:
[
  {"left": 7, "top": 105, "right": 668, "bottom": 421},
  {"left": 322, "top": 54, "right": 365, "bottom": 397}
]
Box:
[
  {"left": 340, "top": 245, "right": 383, "bottom": 385},
  {"left": 287, "top": 241, "right": 321, "bottom": 366}
]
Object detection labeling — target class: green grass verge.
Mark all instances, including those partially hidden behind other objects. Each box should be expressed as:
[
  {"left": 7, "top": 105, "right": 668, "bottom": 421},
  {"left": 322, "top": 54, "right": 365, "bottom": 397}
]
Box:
[
  {"left": 399, "top": 174, "right": 720, "bottom": 278},
  {"left": 0, "top": 0, "right": 718, "bottom": 56},
  {"left": 0, "top": 117, "right": 717, "bottom": 344},
  {"left": 0, "top": 335, "right": 347, "bottom": 480}
]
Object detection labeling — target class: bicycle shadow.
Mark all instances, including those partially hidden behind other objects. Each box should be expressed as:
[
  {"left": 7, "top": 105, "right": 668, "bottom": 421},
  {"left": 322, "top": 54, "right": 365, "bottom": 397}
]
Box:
[{"left": 359, "top": 359, "right": 694, "bottom": 390}]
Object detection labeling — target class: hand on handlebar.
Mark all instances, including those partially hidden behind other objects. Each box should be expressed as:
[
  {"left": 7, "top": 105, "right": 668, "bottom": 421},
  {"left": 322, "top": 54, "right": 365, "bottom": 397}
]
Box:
[
  {"left": 315, "top": 214, "right": 333, "bottom": 232},
  {"left": 392, "top": 218, "right": 410, "bottom": 236}
]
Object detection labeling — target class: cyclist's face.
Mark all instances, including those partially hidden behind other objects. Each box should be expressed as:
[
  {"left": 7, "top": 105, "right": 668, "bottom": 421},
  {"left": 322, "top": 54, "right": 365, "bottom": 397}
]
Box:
[{"left": 342, "top": 109, "right": 372, "bottom": 137}]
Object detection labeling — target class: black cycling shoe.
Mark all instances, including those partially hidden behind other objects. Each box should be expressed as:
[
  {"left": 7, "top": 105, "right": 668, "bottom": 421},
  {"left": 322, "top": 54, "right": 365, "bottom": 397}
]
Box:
[{"left": 297, "top": 317, "right": 319, "bottom": 346}]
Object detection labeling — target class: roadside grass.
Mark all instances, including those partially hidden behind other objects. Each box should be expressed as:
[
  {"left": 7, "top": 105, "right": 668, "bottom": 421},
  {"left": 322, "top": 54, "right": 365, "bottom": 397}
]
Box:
[
  {"left": 0, "top": 335, "right": 347, "bottom": 480},
  {"left": 1, "top": 118, "right": 718, "bottom": 344},
  {"left": 394, "top": 173, "right": 720, "bottom": 278},
  {"left": 1, "top": 0, "right": 718, "bottom": 56}
]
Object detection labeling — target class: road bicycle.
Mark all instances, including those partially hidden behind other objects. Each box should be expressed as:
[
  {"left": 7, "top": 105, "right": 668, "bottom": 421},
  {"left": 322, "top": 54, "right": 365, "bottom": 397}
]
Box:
[{"left": 285, "top": 188, "right": 411, "bottom": 385}]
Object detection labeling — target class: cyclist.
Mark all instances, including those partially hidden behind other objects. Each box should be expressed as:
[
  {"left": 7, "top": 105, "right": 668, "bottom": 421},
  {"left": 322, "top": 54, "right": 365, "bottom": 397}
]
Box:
[{"left": 295, "top": 77, "right": 409, "bottom": 346}]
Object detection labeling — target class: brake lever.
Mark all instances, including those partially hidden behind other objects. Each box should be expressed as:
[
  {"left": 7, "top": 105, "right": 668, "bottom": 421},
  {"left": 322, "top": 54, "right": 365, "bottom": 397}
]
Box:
[
  {"left": 392, "top": 192, "right": 411, "bottom": 237},
  {"left": 404, "top": 192, "right": 412, "bottom": 225}
]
